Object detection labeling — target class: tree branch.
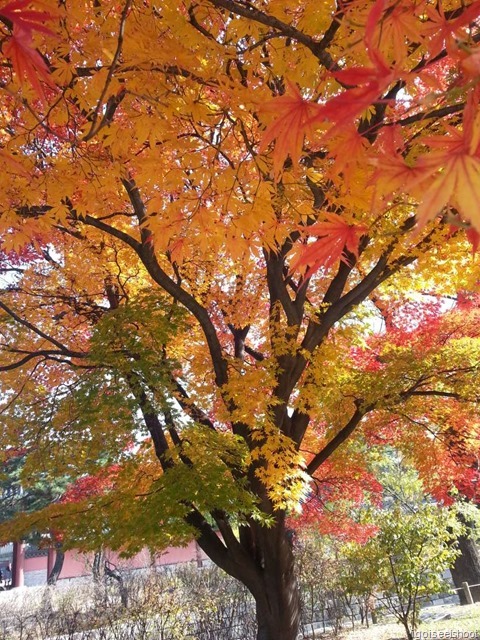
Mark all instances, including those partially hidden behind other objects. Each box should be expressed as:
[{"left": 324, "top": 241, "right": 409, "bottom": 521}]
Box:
[
  {"left": 0, "top": 300, "right": 84, "bottom": 355},
  {"left": 116, "top": 177, "right": 229, "bottom": 387},
  {"left": 83, "top": 0, "right": 132, "bottom": 141},
  {"left": 170, "top": 375, "right": 217, "bottom": 430},
  {"left": 206, "top": 0, "right": 338, "bottom": 70},
  {"left": 306, "top": 403, "right": 371, "bottom": 476}
]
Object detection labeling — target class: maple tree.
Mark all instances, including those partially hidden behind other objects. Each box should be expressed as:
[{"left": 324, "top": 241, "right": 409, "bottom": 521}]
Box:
[
  {"left": 1, "top": 1, "right": 480, "bottom": 638},
  {"left": 346, "top": 296, "right": 480, "bottom": 598}
]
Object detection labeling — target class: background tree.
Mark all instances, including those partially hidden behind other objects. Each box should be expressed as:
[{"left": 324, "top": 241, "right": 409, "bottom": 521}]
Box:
[
  {"left": 342, "top": 504, "right": 462, "bottom": 640},
  {"left": 339, "top": 456, "right": 464, "bottom": 640},
  {"left": 0, "top": 452, "right": 68, "bottom": 584},
  {"left": 0, "top": 2, "right": 480, "bottom": 639},
  {"left": 348, "top": 295, "right": 480, "bottom": 603}
]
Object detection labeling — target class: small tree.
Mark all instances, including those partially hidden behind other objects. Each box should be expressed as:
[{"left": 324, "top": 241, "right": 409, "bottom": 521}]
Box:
[{"left": 343, "top": 504, "right": 462, "bottom": 640}]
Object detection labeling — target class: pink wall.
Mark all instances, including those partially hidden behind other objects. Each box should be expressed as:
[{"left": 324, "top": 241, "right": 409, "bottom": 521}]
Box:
[
  {"left": 24, "top": 555, "right": 47, "bottom": 571},
  {"left": 22, "top": 541, "right": 207, "bottom": 585}
]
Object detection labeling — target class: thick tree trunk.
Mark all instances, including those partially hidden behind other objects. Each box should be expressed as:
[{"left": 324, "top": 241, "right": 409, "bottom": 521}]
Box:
[
  {"left": 248, "top": 525, "right": 302, "bottom": 640},
  {"left": 450, "top": 532, "right": 480, "bottom": 604},
  {"left": 193, "top": 509, "right": 302, "bottom": 640},
  {"left": 255, "top": 583, "right": 301, "bottom": 640}
]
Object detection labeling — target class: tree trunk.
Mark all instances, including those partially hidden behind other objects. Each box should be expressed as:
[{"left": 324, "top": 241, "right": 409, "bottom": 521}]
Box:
[
  {"left": 248, "top": 525, "right": 302, "bottom": 640},
  {"left": 194, "top": 509, "right": 302, "bottom": 640},
  {"left": 105, "top": 559, "right": 128, "bottom": 608},
  {"left": 92, "top": 548, "right": 105, "bottom": 582},
  {"left": 400, "top": 618, "right": 414, "bottom": 640},
  {"left": 254, "top": 576, "right": 301, "bottom": 640},
  {"left": 47, "top": 544, "right": 65, "bottom": 585},
  {"left": 450, "top": 531, "right": 480, "bottom": 604}
]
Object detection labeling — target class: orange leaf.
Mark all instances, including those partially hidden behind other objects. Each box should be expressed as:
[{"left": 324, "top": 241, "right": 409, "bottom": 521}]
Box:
[
  {"left": 396, "top": 92, "right": 480, "bottom": 231},
  {"left": 0, "top": 149, "right": 31, "bottom": 177},
  {"left": 370, "top": 127, "right": 433, "bottom": 200},
  {"left": 423, "top": 0, "right": 480, "bottom": 59},
  {"left": 290, "top": 214, "right": 367, "bottom": 279},
  {"left": 416, "top": 154, "right": 480, "bottom": 229},
  {"left": 463, "top": 88, "right": 480, "bottom": 155},
  {"left": 365, "top": 0, "right": 425, "bottom": 65}
]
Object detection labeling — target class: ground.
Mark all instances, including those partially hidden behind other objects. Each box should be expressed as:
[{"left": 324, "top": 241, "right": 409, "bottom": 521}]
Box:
[{"left": 338, "top": 604, "right": 480, "bottom": 640}]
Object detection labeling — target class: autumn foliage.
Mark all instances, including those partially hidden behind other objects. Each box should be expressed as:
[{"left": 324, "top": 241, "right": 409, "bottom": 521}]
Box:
[{"left": 0, "top": 1, "right": 480, "bottom": 638}]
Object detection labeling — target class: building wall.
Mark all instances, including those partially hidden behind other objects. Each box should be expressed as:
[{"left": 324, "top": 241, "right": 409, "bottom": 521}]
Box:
[{"left": 19, "top": 541, "right": 207, "bottom": 587}]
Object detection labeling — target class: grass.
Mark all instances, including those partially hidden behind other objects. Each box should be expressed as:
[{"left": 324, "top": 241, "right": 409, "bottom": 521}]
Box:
[{"left": 337, "top": 604, "right": 480, "bottom": 640}]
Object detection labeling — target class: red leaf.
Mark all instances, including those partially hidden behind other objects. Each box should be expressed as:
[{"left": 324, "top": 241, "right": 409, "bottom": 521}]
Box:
[
  {"left": 447, "top": 221, "right": 480, "bottom": 254},
  {"left": 308, "top": 58, "right": 397, "bottom": 141},
  {"left": 364, "top": 0, "right": 386, "bottom": 56},
  {"left": 259, "top": 59, "right": 397, "bottom": 177},
  {"left": 424, "top": 0, "right": 480, "bottom": 60},
  {"left": 0, "top": 0, "right": 56, "bottom": 36},
  {"left": 60, "top": 465, "right": 120, "bottom": 504},
  {"left": 290, "top": 213, "right": 367, "bottom": 279},
  {"left": 259, "top": 81, "right": 322, "bottom": 180},
  {"left": 0, "top": 0, "right": 57, "bottom": 99},
  {"left": 466, "top": 227, "right": 480, "bottom": 254}
]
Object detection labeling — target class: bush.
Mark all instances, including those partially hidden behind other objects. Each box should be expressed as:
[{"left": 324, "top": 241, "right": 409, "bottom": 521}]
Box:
[{"left": 0, "top": 563, "right": 256, "bottom": 640}]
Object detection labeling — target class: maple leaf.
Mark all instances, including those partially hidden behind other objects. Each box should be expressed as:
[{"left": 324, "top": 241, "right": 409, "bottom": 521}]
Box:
[
  {"left": 369, "top": 127, "right": 433, "bottom": 205},
  {"left": 61, "top": 465, "right": 120, "bottom": 504},
  {"left": 0, "top": 0, "right": 57, "bottom": 99},
  {"left": 416, "top": 141, "right": 480, "bottom": 229},
  {"left": 449, "top": 222, "right": 480, "bottom": 254},
  {"left": 0, "top": 0, "right": 55, "bottom": 35},
  {"left": 466, "top": 227, "right": 480, "bottom": 253},
  {"left": 259, "top": 81, "right": 321, "bottom": 181},
  {"left": 410, "top": 91, "right": 480, "bottom": 230},
  {"left": 258, "top": 31, "right": 397, "bottom": 177},
  {"left": 303, "top": 0, "right": 405, "bottom": 144},
  {"left": 307, "top": 57, "right": 398, "bottom": 145},
  {"left": 423, "top": 1, "right": 480, "bottom": 60},
  {"left": 0, "top": 149, "right": 31, "bottom": 177},
  {"left": 326, "top": 127, "right": 370, "bottom": 187},
  {"left": 290, "top": 214, "right": 368, "bottom": 279},
  {"left": 364, "top": 0, "right": 421, "bottom": 64}
]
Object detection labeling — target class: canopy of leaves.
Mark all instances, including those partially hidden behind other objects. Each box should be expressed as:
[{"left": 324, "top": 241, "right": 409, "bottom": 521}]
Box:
[{"left": 0, "top": 0, "right": 478, "bottom": 588}]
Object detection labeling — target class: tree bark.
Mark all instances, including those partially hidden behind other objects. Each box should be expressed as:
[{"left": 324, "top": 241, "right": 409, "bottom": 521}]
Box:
[
  {"left": 193, "top": 510, "right": 302, "bottom": 640},
  {"left": 253, "top": 561, "right": 301, "bottom": 639},
  {"left": 248, "top": 524, "right": 301, "bottom": 640},
  {"left": 92, "top": 548, "right": 105, "bottom": 582},
  {"left": 47, "top": 544, "right": 65, "bottom": 585},
  {"left": 450, "top": 530, "right": 480, "bottom": 604}
]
